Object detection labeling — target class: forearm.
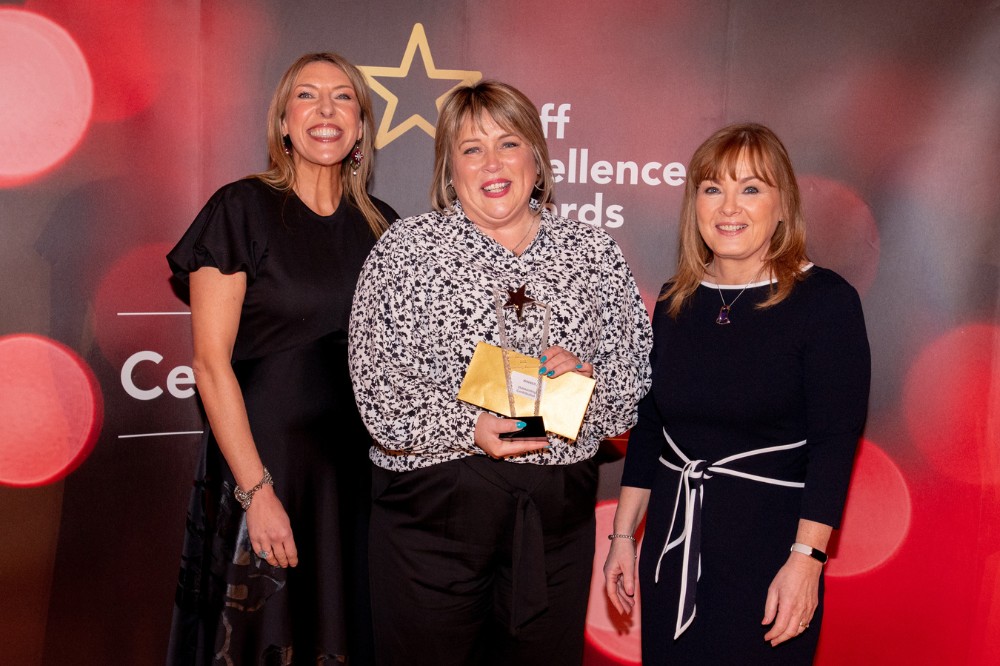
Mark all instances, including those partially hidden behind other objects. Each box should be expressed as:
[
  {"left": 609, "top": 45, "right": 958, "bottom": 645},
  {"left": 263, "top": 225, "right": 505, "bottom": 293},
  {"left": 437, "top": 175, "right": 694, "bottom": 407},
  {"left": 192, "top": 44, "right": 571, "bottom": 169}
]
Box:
[
  {"left": 193, "top": 359, "right": 264, "bottom": 490},
  {"left": 792, "top": 518, "right": 833, "bottom": 555},
  {"left": 612, "top": 485, "right": 651, "bottom": 537}
]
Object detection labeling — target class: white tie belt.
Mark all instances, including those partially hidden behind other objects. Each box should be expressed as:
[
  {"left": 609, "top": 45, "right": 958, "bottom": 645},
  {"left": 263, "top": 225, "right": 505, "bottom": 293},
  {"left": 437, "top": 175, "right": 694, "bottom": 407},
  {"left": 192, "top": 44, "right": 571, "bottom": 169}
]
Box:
[{"left": 655, "top": 428, "right": 806, "bottom": 639}]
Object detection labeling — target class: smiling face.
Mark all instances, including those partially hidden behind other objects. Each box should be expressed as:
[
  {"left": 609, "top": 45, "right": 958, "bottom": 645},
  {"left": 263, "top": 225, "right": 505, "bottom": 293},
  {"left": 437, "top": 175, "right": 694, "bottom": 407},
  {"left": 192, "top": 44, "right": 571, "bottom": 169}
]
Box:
[
  {"left": 449, "top": 112, "right": 538, "bottom": 232},
  {"left": 280, "top": 61, "right": 362, "bottom": 172},
  {"left": 696, "top": 157, "right": 783, "bottom": 282}
]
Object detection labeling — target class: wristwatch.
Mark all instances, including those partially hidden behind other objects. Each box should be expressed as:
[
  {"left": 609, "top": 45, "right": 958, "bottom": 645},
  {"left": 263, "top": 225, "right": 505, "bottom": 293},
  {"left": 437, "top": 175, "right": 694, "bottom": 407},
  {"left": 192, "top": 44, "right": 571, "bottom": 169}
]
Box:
[{"left": 790, "top": 542, "right": 828, "bottom": 564}]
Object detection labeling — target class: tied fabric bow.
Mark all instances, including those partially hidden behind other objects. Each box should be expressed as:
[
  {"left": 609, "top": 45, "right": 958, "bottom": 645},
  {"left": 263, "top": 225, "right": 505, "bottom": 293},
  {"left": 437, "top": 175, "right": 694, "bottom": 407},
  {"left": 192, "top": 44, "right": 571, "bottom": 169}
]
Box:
[
  {"left": 656, "top": 458, "right": 711, "bottom": 638},
  {"left": 655, "top": 430, "right": 807, "bottom": 639}
]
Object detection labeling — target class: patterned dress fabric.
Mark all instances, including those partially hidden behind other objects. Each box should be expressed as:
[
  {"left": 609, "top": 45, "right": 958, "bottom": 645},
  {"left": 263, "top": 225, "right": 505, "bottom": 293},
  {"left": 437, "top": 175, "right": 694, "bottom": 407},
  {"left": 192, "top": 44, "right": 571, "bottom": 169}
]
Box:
[{"left": 349, "top": 201, "right": 653, "bottom": 471}]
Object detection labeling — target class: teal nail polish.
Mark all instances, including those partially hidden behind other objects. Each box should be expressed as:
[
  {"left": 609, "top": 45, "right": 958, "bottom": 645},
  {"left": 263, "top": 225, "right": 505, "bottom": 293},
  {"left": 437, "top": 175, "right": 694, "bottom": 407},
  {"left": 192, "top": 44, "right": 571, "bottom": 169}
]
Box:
[
  {"left": 544, "top": 444, "right": 552, "bottom": 449},
  {"left": 547, "top": 370, "right": 555, "bottom": 377},
  {"left": 515, "top": 421, "right": 526, "bottom": 429},
  {"left": 575, "top": 363, "right": 583, "bottom": 369},
  {"left": 538, "top": 366, "right": 547, "bottom": 374},
  {"left": 539, "top": 355, "right": 547, "bottom": 362}
]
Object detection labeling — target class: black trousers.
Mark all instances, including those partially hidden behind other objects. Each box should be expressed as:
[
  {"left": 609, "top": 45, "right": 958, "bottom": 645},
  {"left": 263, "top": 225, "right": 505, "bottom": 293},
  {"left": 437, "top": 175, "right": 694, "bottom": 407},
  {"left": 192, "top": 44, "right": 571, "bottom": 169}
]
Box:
[{"left": 369, "top": 455, "right": 598, "bottom": 666}]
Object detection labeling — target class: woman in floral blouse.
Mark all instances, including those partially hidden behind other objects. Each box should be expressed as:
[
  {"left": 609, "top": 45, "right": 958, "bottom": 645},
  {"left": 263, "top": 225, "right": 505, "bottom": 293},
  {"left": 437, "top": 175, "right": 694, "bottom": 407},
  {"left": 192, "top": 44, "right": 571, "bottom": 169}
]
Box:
[{"left": 349, "top": 80, "right": 652, "bottom": 666}]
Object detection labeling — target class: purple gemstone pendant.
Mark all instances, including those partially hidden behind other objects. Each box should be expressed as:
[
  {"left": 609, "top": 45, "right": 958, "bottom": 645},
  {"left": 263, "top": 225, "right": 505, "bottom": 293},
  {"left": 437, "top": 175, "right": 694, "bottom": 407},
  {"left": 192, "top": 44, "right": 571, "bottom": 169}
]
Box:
[{"left": 716, "top": 306, "right": 732, "bottom": 325}]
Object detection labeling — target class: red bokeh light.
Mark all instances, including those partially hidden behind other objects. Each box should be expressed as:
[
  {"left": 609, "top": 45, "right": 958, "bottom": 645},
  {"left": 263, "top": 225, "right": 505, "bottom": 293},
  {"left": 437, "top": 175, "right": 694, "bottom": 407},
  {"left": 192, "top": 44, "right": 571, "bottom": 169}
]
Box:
[
  {"left": 826, "top": 439, "right": 910, "bottom": 577},
  {"left": 799, "top": 174, "right": 880, "bottom": 295},
  {"left": 0, "top": 8, "right": 92, "bottom": 187},
  {"left": 25, "top": 0, "right": 159, "bottom": 122},
  {"left": 0, "top": 334, "right": 103, "bottom": 487},
  {"left": 903, "top": 323, "right": 1000, "bottom": 486},
  {"left": 93, "top": 242, "right": 187, "bottom": 367}
]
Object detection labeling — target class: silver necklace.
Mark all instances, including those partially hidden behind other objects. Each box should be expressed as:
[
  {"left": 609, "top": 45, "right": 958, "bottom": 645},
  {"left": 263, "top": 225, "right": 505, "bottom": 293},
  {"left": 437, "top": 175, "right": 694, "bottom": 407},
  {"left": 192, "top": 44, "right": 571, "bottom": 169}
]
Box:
[
  {"left": 510, "top": 214, "right": 539, "bottom": 255},
  {"left": 713, "top": 268, "right": 763, "bottom": 325}
]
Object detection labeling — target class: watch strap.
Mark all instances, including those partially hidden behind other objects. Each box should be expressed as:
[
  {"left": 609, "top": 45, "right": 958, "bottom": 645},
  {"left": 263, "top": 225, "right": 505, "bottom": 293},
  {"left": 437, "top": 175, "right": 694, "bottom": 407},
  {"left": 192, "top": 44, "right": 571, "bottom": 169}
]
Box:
[{"left": 790, "top": 542, "right": 828, "bottom": 564}]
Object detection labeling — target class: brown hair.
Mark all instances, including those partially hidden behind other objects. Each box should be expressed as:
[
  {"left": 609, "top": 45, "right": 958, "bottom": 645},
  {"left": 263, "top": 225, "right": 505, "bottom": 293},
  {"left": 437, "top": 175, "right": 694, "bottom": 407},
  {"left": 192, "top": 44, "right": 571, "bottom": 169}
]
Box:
[
  {"left": 661, "top": 122, "right": 809, "bottom": 316},
  {"left": 254, "top": 52, "right": 388, "bottom": 237},
  {"left": 430, "top": 80, "right": 554, "bottom": 212}
]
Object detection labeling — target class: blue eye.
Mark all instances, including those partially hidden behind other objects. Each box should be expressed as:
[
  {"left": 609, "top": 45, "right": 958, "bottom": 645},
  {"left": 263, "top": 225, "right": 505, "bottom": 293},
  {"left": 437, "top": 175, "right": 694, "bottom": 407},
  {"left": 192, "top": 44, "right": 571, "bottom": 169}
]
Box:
[
  {"left": 703, "top": 186, "right": 720, "bottom": 194},
  {"left": 744, "top": 186, "right": 759, "bottom": 194},
  {"left": 297, "top": 91, "right": 313, "bottom": 99}
]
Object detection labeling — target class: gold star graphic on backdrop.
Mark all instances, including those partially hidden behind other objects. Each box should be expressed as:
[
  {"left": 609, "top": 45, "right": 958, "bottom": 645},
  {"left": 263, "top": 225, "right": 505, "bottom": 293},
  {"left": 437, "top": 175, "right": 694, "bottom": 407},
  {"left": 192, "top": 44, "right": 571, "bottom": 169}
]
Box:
[{"left": 360, "top": 23, "right": 482, "bottom": 148}]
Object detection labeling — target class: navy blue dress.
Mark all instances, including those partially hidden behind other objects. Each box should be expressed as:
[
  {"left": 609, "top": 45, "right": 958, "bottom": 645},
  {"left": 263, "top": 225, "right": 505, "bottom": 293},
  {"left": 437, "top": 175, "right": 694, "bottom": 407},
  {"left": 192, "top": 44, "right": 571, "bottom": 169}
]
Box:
[
  {"left": 165, "top": 178, "right": 396, "bottom": 665},
  {"left": 621, "top": 266, "right": 870, "bottom": 665}
]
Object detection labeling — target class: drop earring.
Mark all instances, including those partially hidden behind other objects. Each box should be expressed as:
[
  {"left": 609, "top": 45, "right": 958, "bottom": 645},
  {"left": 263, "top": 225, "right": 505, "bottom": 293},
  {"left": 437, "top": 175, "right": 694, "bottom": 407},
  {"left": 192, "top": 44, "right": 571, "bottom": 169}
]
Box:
[
  {"left": 282, "top": 134, "right": 292, "bottom": 155},
  {"left": 350, "top": 143, "right": 364, "bottom": 175}
]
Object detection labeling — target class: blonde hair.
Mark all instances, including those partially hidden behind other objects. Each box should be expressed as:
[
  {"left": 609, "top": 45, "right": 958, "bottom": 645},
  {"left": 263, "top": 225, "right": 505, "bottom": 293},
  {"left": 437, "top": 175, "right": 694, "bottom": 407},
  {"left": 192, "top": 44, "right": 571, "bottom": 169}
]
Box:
[
  {"left": 254, "top": 52, "right": 388, "bottom": 237},
  {"left": 662, "top": 122, "right": 808, "bottom": 317},
  {"left": 430, "top": 80, "right": 554, "bottom": 212}
]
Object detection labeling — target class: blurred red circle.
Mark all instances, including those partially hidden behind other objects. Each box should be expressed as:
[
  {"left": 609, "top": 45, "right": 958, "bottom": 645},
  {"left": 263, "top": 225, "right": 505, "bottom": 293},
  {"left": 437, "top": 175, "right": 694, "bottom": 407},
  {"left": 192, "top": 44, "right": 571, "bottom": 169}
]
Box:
[
  {"left": 826, "top": 439, "right": 911, "bottom": 577},
  {"left": 93, "top": 242, "right": 185, "bottom": 367},
  {"left": 903, "top": 323, "right": 1000, "bottom": 485},
  {"left": 799, "top": 174, "right": 880, "bottom": 295},
  {"left": 0, "top": 8, "right": 92, "bottom": 187},
  {"left": 0, "top": 334, "right": 103, "bottom": 487}
]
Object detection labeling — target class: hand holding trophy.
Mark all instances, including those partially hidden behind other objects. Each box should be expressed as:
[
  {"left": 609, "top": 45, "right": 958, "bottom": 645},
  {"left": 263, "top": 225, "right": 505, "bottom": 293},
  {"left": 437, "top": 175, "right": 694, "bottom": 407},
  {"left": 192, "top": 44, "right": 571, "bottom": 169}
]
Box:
[{"left": 458, "top": 284, "right": 596, "bottom": 457}]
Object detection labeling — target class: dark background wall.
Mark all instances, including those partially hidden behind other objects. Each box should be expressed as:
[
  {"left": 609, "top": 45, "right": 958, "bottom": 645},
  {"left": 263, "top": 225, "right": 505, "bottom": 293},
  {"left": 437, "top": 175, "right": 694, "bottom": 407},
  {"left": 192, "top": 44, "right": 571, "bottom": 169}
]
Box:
[{"left": 1, "top": 1, "right": 998, "bottom": 663}]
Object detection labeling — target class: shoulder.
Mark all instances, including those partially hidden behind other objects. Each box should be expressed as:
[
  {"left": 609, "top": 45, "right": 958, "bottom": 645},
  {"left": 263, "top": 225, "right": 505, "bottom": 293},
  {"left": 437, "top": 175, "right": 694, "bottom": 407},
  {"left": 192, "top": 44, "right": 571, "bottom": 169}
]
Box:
[
  {"left": 792, "top": 265, "right": 867, "bottom": 328},
  {"left": 387, "top": 209, "right": 447, "bottom": 236},
  {"left": 797, "top": 265, "right": 861, "bottom": 302},
  {"left": 370, "top": 209, "right": 448, "bottom": 256},
  {"left": 651, "top": 281, "right": 678, "bottom": 319},
  {"left": 195, "top": 177, "right": 285, "bottom": 233},
  {"left": 192, "top": 178, "right": 284, "bottom": 229},
  {"left": 369, "top": 194, "right": 401, "bottom": 224},
  {"left": 207, "top": 177, "right": 282, "bottom": 207},
  {"left": 544, "top": 208, "right": 618, "bottom": 247},
  {"left": 358, "top": 210, "right": 449, "bottom": 288}
]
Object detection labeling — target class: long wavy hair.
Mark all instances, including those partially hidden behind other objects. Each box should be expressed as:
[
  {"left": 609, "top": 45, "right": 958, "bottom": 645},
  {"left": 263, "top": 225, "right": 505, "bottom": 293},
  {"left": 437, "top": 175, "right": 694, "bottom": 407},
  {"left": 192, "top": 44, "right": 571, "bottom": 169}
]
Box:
[
  {"left": 253, "top": 52, "right": 388, "bottom": 237},
  {"left": 430, "top": 80, "right": 555, "bottom": 213},
  {"left": 661, "top": 123, "right": 809, "bottom": 317}
]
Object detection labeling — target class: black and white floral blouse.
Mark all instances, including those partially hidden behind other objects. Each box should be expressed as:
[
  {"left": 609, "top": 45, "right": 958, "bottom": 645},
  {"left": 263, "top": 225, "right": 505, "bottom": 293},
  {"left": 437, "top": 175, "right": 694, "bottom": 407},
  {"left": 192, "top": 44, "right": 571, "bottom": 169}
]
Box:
[{"left": 349, "top": 201, "right": 652, "bottom": 472}]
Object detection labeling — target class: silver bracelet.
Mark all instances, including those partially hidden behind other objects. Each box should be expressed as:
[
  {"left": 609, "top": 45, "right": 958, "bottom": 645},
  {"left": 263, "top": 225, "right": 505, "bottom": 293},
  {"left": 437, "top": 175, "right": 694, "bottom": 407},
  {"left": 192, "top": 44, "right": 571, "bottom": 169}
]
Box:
[
  {"left": 233, "top": 467, "right": 273, "bottom": 510},
  {"left": 608, "top": 533, "right": 636, "bottom": 543}
]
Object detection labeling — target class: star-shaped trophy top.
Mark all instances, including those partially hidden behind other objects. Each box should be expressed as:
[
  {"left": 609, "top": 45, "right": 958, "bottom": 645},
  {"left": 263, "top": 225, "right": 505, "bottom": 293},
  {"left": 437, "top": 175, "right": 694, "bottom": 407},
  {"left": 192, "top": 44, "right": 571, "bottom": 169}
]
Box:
[{"left": 503, "top": 284, "right": 537, "bottom": 321}]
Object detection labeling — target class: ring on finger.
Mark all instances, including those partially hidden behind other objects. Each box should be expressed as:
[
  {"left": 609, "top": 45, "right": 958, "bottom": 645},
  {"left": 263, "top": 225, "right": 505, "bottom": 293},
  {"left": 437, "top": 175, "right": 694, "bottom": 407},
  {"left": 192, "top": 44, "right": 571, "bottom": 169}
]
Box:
[{"left": 258, "top": 549, "right": 270, "bottom": 559}]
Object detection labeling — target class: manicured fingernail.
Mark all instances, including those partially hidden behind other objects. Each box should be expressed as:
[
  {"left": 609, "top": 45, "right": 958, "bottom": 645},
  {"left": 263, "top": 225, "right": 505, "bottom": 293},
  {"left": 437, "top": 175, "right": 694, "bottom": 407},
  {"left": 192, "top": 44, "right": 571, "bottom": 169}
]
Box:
[
  {"left": 544, "top": 444, "right": 552, "bottom": 449},
  {"left": 546, "top": 370, "right": 555, "bottom": 377},
  {"left": 515, "top": 421, "right": 526, "bottom": 429},
  {"left": 575, "top": 363, "right": 583, "bottom": 369},
  {"left": 538, "top": 366, "right": 547, "bottom": 374},
  {"left": 539, "top": 355, "right": 547, "bottom": 362}
]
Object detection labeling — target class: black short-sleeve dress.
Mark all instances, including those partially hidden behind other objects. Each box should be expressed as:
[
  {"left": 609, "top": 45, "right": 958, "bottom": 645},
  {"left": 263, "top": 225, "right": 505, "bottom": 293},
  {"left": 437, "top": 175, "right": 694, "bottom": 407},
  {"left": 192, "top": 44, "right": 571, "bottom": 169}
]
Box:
[
  {"left": 165, "top": 178, "right": 397, "bottom": 665},
  {"left": 621, "top": 266, "right": 870, "bottom": 665}
]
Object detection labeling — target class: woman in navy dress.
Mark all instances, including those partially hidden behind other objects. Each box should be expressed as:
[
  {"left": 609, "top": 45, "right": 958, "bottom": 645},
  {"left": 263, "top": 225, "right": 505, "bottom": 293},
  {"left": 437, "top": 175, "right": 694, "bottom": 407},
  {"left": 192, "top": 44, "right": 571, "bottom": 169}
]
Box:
[
  {"left": 166, "top": 52, "right": 396, "bottom": 665},
  {"left": 603, "top": 123, "right": 870, "bottom": 664}
]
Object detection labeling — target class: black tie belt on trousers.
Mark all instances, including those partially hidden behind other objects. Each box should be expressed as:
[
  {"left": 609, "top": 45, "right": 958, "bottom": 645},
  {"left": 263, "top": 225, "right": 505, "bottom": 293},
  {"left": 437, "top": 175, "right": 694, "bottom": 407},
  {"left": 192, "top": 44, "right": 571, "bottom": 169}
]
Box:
[
  {"left": 463, "top": 458, "right": 549, "bottom": 635},
  {"left": 654, "top": 429, "right": 807, "bottom": 639}
]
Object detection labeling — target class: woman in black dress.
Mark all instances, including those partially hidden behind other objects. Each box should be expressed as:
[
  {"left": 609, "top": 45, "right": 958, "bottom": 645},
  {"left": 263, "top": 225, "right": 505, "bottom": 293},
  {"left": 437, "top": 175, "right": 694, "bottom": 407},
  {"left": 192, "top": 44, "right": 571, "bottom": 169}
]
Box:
[
  {"left": 603, "top": 123, "right": 870, "bottom": 664},
  {"left": 166, "top": 52, "right": 396, "bottom": 665}
]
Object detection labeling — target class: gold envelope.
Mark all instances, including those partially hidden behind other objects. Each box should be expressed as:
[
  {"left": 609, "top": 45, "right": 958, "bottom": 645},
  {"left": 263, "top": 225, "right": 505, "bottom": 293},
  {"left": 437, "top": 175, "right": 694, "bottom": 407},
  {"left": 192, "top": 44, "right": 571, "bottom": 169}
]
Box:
[{"left": 457, "top": 341, "right": 596, "bottom": 440}]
